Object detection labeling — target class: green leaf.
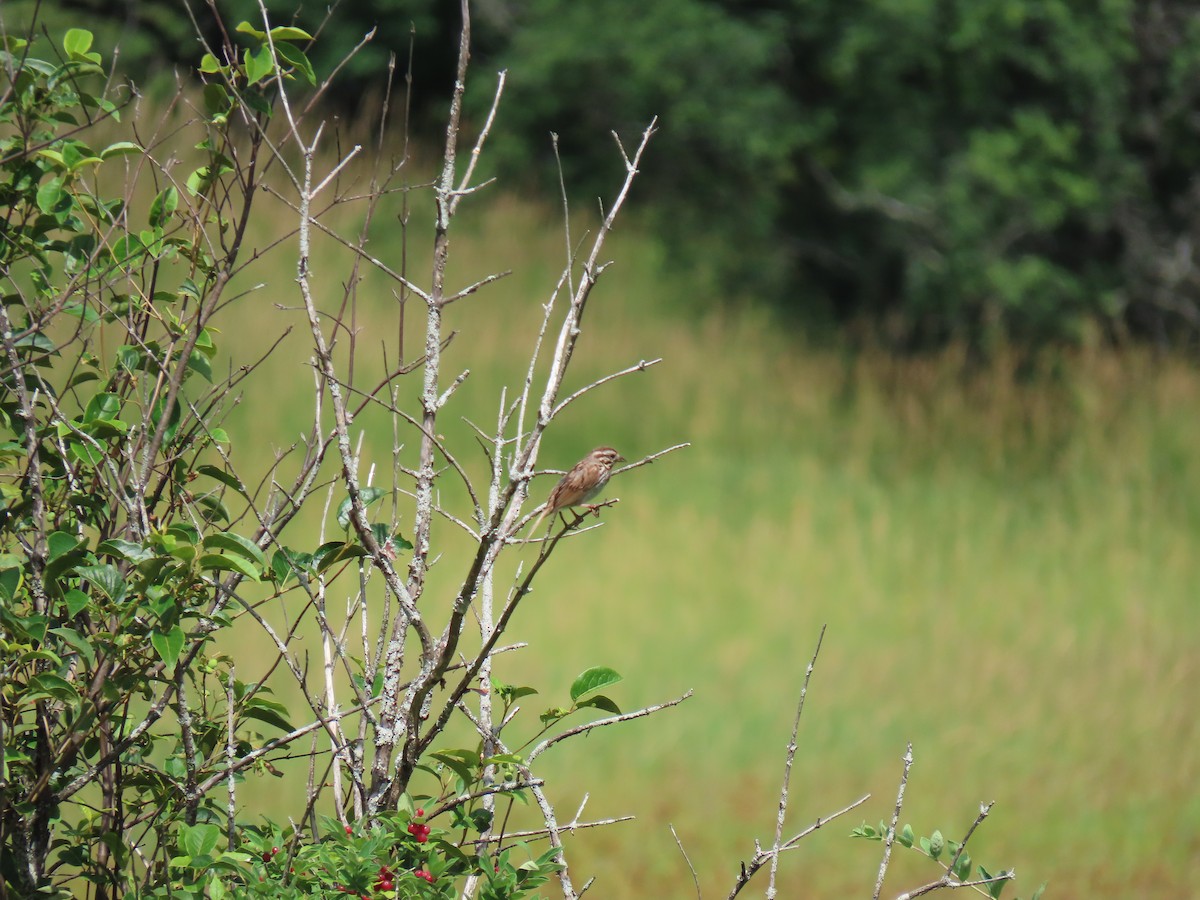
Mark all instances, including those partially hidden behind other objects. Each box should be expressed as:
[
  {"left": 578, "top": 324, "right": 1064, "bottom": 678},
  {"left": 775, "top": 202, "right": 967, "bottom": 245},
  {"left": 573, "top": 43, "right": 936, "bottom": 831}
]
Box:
[
  {"left": 569, "top": 665, "right": 622, "bottom": 702},
  {"left": 83, "top": 392, "right": 120, "bottom": 422},
  {"left": 928, "top": 829, "right": 944, "bottom": 860},
  {"left": 980, "top": 866, "right": 1009, "bottom": 899},
  {"left": 199, "top": 53, "right": 222, "bottom": 74},
  {"left": 899, "top": 823, "right": 914, "bottom": 848},
  {"left": 74, "top": 564, "right": 127, "bottom": 603},
  {"left": 430, "top": 749, "right": 478, "bottom": 788},
  {"left": 243, "top": 45, "right": 274, "bottom": 86},
  {"left": 27, "top": 673, "right": 81, "bottom": 710},
  {"left": 203, "top": 83, "right": 232, "bottom": 118},
  {"left": 481, "top": 753, "right": 524, "bottom": 767},
  {"left": 198, "top": 553, "right": 260, "bottom": 581},
  {"left": 196, "top": 494, "right": 230, "bottom": 524},
  {"left": 576, "top": 694, "right": 621, "bottom": 715},
  {"left": 49, "top": 626, "right": 96, "bottom": 667},
  {"left": 186, "top": 352, "right": 213, "bottom": 382},
  {"left": 97, "top": 539, "right": 154, "bottom": 563},
  {"left": 116, "top": 345, "right": 143, "bottom": 372},
  {"left": 101, "top": 141, "right": 142, "bottom": 159},
  {"left": 150, "top": 625, "right": 184, "bottom": 671},
  {"left": 492, "top": 679, "right": 538, "bottom": 702},
  {"left": 274, "top": 42, "right": 315, "bottom": 85},
  {"left": 62, "top": 142, "right": 102, "bottom": 172},
  {"left": 181, "top": 823, "right": 220, "bottom": 859},
  {"left": 335, "top": 487, "right": 386, "bottom": 530},
  {"left": 0, "top": 567, "right": 21, "bottom": 604},
  {"left": 313, "top": 540, "right": 367, "bottom": 572},
  {"left": 148, "top": 186, "right": 178, "bottom": 228},
  {"left": 48, "top": 531, "right": 85, "bottom": 561},
  {"left": 243, "top": 698, "right": 293, "bottom": 733},
  {"left": 168, "top": 523, "right": 201, "bottom": 544},
  {"left": 113, "top": 233, "right": 146, "bottom": 266},
  {"left": 150, "top": 395, "right": 181, "bottom": 444},
  {"left": 36, "top": 178, "right": 69, "bottom": 215},
  {"left": 63, "top": 588, "right": 89, "bottom": 617},
  {"left": 269, "top": 25, "right": 314, "bottom": 42},
  {"left": 197, "top": 465, "right": 247, "bottom": 496},
  {"left": 270, "top": 547, "right": 310, "bottom": 584},
  {"left": 954, "top": 852, "right": 971, "bottom": 880},
  {"left": 62, "top": 28, "right": 93, "bottom": 57},
  {"left": 1030, "top": 881, "right": 1048, "bottom": 900},
  {"left": 234, "top": 21, "right": 266, "bottom": 40},
  {"left": 202, "top": 532, "right": 267, "bottom": 572}
]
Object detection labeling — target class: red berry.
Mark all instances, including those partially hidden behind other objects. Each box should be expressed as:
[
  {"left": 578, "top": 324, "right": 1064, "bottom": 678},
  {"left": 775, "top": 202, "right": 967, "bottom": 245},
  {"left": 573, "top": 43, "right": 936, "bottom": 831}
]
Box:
[
  {"left": 272, "top": 847, "right": 280, "bottom": 855},
  {"left": 262, "top": 853, "right": 271, "bottom": 863},
  {"left": 377, "top": 880, "right": 394, "bottom": 892},
  {"left": 345, "top": 825, "right": 353, "bottom": 834},
  {"left": 415, "top": 807, "right": 424, "bottom": 817}
]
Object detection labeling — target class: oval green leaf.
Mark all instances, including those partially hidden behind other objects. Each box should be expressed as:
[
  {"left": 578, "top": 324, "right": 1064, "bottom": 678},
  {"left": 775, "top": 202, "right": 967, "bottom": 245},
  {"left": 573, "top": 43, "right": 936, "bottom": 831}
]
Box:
[
  {"left": 150, "top": 625, "right": 185, "bottom": 671},
  {"left": 198, "top": 553, "right": 260, "bottom": 581},
  {"left": 569, "top": 665, "right": 622, "bottom": 702},
  {"left": 336, "top": 486, "right": 386, "bottom": 530},
  {"left": 202, "top": 532, "right": 267, "bottom": 571}
]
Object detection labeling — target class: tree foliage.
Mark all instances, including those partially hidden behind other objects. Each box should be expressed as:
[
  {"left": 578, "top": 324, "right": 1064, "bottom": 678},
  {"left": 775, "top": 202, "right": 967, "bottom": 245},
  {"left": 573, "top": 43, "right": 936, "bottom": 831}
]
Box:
[
  {"left": 480, "top": 0, "right": 1200, "bottom": 348},
  {"left": 23, "top": 0, "right": 1200, "bottom": 347}
]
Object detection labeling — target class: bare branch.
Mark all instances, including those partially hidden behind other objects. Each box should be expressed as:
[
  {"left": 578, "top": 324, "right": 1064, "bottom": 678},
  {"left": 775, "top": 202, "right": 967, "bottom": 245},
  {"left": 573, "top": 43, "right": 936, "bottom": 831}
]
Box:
[
  {"left": 874, "top": 743, "right": 915, "bottom": 900},
  {"left": 671, "top": 824, "right": 702, "bottom": 900},
  {"left": 767, "top": 625, "right": 826, "bottom": 899},
  {"left": 527, "top": 691, "right": 694, "bottom": 765},
  {"left": 726, "top": 794, "right": 871, "bottom": 899},
  {"left": 550, "top": 357, "right": 664, "bottom": 417}
]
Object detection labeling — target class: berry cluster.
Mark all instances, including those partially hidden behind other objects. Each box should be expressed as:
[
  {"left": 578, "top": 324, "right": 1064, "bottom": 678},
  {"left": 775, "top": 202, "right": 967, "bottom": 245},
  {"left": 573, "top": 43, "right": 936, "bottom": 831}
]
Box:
[
  {"left": 413, "top": 868, "right": 436, "bottom": 883},
  {"left": 373, "top": 864, "right": 395, "bottom": 893},
  {"left": 407, "top": 808, "right": 431, "bottom": 844},
  {"left": 261, "top": 846, "right": 280, "bottom": 864}
]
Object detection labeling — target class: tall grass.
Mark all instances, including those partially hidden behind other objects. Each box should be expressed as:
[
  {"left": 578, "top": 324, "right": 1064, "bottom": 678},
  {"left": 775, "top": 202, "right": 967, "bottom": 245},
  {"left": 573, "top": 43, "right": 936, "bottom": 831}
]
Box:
[{"left": 215, "top": 176, "right": 1199, "bottom": 898}]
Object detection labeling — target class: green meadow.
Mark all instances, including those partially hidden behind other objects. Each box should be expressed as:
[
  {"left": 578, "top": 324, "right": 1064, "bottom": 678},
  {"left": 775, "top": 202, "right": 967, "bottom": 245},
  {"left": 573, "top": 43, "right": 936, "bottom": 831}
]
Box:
[{"left": 213, "top": 176, "right": 1199, "bottom": 898}]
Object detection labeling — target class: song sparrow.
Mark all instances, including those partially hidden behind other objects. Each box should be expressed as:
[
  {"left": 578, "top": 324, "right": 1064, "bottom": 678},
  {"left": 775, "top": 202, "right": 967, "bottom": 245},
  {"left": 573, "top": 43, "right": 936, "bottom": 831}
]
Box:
[{"left": 532, "top": 447, "right": 625, "bottom": 531}]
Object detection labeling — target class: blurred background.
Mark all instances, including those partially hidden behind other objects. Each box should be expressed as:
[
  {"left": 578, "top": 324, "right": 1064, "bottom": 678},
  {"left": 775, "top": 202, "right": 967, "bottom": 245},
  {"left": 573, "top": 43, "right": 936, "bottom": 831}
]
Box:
[{"left": 8, "top": 0, "right": 1200, "bottom": 895}]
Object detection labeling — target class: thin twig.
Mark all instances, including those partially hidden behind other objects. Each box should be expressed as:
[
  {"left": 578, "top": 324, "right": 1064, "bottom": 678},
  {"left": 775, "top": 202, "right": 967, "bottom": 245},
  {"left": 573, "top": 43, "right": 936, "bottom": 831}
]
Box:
[
  {"left": 874, "top": 742, "right": 915, "bottom": 900},
  {"left": 527, "top": 691, "right": 694, "bottom": 765},
  {"left": 767, "top": 625, "right": 826, "bottom": 899},
  {"left": 725, "top": 794, "right": 871, "bottom": 899},
  {"left": 671, "top": 823, "right": 702, "bottom": 900}
]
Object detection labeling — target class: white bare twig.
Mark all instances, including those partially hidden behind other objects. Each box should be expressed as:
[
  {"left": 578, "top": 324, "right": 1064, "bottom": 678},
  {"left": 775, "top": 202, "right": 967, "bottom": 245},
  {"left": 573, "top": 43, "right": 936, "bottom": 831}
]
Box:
[
  {"left": 671, "top": 824, "right": 702, "bottom": 900},
  {"left": 726, "top": 794, "right": 871, "bottom": 899},
  {"left": 527, "top": 691, "right": 694, "bottom": 764},
  {"left": 767, "top": 625, "right": 826, "bottom": 898},
  {"left": 874, "top": 743, "right": 914, "bottom": 900}
]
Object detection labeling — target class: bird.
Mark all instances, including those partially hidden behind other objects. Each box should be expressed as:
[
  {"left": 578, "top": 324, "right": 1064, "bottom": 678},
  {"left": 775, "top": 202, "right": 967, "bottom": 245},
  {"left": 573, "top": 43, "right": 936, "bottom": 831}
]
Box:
[{"left": 531, "top": 447, "right": 625, "bottom": 533}]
